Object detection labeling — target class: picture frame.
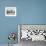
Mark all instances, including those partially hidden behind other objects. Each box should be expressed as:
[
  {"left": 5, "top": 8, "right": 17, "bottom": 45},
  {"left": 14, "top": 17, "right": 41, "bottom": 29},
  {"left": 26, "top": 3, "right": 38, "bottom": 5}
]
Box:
[
  {"left": 18, "top": 24, "right": 46, "bottom": 42},
  {"left": 5, "top": 7, "right": 16, "bottom": 16}
]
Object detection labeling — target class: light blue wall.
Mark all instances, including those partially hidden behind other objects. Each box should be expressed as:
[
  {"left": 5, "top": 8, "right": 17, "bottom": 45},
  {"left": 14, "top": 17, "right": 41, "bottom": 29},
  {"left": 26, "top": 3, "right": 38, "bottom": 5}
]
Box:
[{"left": 0, "top": 0, "right": 46, "bottom": 44}]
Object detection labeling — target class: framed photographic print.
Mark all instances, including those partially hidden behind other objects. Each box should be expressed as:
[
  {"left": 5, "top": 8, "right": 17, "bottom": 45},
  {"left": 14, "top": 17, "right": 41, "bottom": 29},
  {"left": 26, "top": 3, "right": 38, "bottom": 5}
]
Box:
[
  {"left": 18, "top": 24, "right": 46, "bottom": 42},
  {"left": 5, "top": 7, "right": 16, "bottom": 16}
]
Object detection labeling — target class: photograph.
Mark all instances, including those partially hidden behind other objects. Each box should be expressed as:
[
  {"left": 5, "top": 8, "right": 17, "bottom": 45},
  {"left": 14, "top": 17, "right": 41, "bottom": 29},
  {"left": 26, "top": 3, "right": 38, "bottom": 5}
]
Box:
[
  {"left": 18, "top": 24, "right": 46, "bottom": 46},
  {"left": 5, "top": 7, "right": 16, "bottom": 16}
]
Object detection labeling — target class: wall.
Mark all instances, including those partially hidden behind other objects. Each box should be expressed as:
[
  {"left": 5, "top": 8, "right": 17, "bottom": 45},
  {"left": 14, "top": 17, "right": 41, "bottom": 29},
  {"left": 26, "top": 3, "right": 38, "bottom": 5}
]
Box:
[{"left": 0, "top": 0, "right": 46, "bottom": 44}]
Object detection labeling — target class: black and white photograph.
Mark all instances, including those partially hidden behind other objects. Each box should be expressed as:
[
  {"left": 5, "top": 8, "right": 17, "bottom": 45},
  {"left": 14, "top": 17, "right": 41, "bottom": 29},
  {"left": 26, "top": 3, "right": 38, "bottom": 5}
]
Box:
[{"left": 5, "top": 7, "right": 16, "bottom": 16}]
